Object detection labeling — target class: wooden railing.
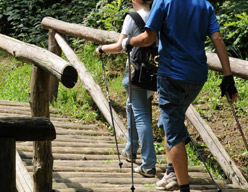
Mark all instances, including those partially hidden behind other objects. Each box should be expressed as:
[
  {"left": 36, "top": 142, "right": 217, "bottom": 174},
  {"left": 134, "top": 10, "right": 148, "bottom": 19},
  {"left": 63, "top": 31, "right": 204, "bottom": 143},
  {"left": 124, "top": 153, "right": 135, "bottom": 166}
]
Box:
[
  {"left": 41, "top": 17, "right": 248, "bottom": 189},
  {"left": 0, "top": 33, "right": 78, "bottom": 192},
  {"left": 0, "top": 15, "right": 247, "bottom": 191}
]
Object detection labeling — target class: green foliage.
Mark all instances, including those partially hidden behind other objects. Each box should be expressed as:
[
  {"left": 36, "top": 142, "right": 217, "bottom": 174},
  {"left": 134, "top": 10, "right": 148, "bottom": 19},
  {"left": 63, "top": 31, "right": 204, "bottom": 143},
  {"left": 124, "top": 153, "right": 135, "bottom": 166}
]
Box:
[
  {"left": 52, "top": 84, "right": 99, "bottom": 122},
  {"left": 83, "top": 0, "right": 131, "bottom": 32},
  {"left": 223, "top": 12, "right": 248, "bottom": 60},
  {"left": 0, "top": 0, "right": 99, "bottom": 46},
  {"left": 206, "top": 0, "right": 248, "bottom": 60},
  {"left": 194, "top": 70, "right": 248, "bottom": 117},
  {"left": 0, "top": 62, "right": 31, "bottom": 102}
]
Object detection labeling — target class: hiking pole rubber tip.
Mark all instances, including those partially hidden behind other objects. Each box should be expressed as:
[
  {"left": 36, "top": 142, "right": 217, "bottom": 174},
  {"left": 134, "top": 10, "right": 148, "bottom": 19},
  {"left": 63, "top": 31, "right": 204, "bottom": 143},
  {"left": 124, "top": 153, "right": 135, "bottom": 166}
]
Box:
[{"left": 119, "top": 161, "right": 123, "bottom": 168}]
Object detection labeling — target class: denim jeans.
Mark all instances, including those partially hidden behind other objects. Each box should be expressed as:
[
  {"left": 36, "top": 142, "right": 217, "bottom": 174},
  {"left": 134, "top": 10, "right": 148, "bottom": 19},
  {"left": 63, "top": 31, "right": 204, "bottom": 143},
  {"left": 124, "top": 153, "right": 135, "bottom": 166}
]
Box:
[
  {"left": 122, "top": 68, "right": 157, "bottom": 169},
  {"left": 157, "top": 76, "right": 204, "bottom": 149}
]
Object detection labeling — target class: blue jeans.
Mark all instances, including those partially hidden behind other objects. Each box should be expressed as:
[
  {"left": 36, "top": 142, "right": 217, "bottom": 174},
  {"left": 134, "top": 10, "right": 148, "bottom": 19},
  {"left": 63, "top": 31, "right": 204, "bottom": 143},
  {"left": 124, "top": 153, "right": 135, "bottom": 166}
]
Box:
[
  {"left": 122, "top": 68, "right": 157, "bottom": 169},
  {"left": 157, "top": 76, "right": 204, "bottom": 149}
]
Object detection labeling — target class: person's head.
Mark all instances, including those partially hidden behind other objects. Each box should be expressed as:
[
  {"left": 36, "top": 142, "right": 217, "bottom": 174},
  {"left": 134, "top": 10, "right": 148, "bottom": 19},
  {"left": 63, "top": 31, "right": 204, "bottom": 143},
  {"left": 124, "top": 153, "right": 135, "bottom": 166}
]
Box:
[{"left": 131, "top": 0, "right": 153, "bottom": 10}]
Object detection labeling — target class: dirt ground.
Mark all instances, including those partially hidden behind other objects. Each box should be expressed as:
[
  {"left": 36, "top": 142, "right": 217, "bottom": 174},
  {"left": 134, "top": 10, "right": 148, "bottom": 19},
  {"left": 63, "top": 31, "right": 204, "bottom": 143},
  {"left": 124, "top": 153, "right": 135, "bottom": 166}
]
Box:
[{"left": 150, "top": 92, "right": 248, "bottom": 180}]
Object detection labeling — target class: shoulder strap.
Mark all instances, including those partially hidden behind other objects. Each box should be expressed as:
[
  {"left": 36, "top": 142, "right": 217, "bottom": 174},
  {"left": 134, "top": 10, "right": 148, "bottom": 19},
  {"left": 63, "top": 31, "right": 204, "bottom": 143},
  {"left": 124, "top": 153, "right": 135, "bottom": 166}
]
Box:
[{"left": 124, "top": 11, "right": 146, "bottom": 32}]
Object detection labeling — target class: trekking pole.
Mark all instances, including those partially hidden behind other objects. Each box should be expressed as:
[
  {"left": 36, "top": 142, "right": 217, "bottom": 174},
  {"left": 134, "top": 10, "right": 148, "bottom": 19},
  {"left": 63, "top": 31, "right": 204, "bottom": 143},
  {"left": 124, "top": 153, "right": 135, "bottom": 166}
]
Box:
[
  {"left": 100, "top": 57, "right": 123, "bottom": 169},
  {"left": 226, "top": 93, "right": 248, "bottom": 151},
  {"left": 127, "top": 51, "right": 135, "bottom": 192},
  {"left": 189, "top": 135, "right": 222, "bottom": 192}
]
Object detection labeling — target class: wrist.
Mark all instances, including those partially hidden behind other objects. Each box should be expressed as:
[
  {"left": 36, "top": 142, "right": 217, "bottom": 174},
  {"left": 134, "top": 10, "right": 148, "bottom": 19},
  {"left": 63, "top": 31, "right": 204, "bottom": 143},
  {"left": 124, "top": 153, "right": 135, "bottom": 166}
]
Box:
[{"left": 98, "top": 46, "right": 105, "bottom": 54}]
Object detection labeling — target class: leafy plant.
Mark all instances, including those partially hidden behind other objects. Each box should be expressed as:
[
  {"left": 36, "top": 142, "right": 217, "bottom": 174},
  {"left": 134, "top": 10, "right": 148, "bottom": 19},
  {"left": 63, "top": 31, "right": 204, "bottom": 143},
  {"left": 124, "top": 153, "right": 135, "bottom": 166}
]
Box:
[
  {"left": 206, "top": 0, "right": 248, "bottom": 60},
  {"left": 0, "top": 0, "right": 99, "bottom": 46},
  {"left": 83, "top": 0, "right": 131, "bottom": 32}
]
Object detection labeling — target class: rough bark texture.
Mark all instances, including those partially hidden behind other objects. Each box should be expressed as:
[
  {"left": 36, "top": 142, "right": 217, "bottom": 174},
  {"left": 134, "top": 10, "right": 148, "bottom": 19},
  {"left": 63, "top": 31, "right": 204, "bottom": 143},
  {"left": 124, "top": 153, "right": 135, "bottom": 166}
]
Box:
[
  {"left": 42, "top": 17, "right": 119, "bottom": 45},
  {"left": 48, "top": 29, "right": 62, "bottom": 102},
  {"left": 207, "top": 52, "right": 248, "bottom": 80},
  {"left": 30, "top": 66, "right": 53, "bottom": 192}
]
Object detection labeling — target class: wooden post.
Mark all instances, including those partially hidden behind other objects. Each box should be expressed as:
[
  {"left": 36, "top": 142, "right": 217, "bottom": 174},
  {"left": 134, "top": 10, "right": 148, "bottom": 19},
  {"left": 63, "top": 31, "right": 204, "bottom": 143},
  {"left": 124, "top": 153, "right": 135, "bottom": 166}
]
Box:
[
  {"left": 48, "top": 29, "right": 62, "bottom": 102},
  {"left": 0, "top": 138, "right": 16, "bottom": 192},
  {"left": 30, "top": 66, "right": 53, "bottom": 192}
]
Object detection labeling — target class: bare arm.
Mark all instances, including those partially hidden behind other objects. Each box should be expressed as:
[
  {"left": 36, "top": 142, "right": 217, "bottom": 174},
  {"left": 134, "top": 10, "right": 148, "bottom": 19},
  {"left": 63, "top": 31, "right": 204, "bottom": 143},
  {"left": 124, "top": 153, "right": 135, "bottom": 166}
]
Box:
[
  {"left": 96, "top": 34, "right": 127, "bottom": 56},
  {"left": 210, "top": 32, "right": 232, "bottom": 76},
  {"left": 211, "top": 31, "right": 238, "bottom": 102},
  {"left": 130, "top": 29, "right": 157, "bottom": 47}
]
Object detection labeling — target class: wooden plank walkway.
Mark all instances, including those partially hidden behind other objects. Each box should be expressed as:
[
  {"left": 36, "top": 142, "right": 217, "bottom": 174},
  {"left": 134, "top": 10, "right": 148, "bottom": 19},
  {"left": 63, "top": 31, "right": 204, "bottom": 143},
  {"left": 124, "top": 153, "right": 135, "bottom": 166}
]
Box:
[{"left": 0, "top": 100, "right": 247, "bottom": 192}]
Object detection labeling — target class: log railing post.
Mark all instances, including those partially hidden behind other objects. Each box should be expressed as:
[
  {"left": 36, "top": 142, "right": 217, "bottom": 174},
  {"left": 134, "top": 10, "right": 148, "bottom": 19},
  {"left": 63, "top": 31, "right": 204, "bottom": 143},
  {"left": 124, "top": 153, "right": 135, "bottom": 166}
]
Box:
[
  {"left": 0, "top": 138, "right": 16, "bottom": 192},
  {"left": 30, "top": 66, "right": 53, "bottom": 192},
  {"left": 0, "top": 117, "right": 56, "bottom": 192},
  {"left": 48, "top": 29, "right": 62, "bottom": 102}
]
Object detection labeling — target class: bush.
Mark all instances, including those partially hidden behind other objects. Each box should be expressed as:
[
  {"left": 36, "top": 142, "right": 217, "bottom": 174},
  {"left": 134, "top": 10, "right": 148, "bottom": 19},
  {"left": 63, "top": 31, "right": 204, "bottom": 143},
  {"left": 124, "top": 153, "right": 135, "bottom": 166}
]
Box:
[
  {"left": 206, "top": 0, "right": 248, "bottom": 60},
  {"left": 83, "top": 0, "right": 131, "bottom": 32},
  {"left": 0, "top": 0, "right": 99, "bottom": 46}
]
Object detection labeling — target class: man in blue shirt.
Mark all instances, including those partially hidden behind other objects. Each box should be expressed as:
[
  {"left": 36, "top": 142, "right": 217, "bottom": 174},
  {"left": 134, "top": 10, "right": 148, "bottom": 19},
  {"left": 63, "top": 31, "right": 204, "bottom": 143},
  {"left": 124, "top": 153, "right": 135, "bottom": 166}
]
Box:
[{"left": 122, "top": 0, "right": 238, "bottom": 191}]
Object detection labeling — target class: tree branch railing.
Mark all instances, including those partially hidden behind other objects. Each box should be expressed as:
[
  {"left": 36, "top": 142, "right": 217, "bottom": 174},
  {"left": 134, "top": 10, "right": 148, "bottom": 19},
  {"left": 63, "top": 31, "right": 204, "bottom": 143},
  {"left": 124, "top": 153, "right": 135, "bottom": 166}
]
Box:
[
  {"left": 0, "top": 33, "right": 78, "bottom": 192},
  {"left": 41, "top": 16, "right": 248, "bottom": 189}
]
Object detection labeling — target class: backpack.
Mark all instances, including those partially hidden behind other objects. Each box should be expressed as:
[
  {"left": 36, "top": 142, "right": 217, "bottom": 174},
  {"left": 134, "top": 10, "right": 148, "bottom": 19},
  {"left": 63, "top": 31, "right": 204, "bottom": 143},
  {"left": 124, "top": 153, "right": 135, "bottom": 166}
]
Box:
[{"left": 124, "top": 11, "right": 159, "bottom": 91}]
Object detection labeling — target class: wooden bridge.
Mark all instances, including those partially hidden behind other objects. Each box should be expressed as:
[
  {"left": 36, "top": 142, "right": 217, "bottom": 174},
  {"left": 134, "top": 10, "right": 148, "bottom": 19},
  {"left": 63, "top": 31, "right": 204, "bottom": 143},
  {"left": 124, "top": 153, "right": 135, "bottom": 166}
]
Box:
[
  {"left": 0, "top": 100, "right": 247, "bottom": 192},
  {"left": 0, "top": 17, "right": 248, "bottom": 192}
]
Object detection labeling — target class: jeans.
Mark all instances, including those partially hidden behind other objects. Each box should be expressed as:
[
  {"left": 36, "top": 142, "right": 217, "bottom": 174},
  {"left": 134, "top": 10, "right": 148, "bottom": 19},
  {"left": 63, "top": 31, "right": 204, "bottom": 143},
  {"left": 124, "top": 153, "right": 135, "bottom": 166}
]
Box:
[
  {"left": 122, "top": 68, "right": 157, "bottom": 169},
  {"left": 157, "top": 76, "right": 204, "bottom": 149}
]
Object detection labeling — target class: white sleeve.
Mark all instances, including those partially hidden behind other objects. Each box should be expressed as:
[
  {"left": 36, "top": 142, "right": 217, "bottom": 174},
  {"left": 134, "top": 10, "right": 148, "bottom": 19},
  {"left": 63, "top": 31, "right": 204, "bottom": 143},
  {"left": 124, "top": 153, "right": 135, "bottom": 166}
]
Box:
[{"left": 121, "top": 14, "right": 135, "bottom": 36}]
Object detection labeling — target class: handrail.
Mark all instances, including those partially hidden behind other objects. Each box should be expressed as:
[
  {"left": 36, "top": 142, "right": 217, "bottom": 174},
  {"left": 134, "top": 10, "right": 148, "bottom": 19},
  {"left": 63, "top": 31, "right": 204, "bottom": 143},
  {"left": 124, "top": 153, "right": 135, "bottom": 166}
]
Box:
[
  {"left": 0, "top": 34, "right": 78, "bottom": 88},
  {"left": 42, "top": 16, "right": 248, "bottom": 80},
  {"left": 0, "top": 33, "right": 79, "bottom": 192}
]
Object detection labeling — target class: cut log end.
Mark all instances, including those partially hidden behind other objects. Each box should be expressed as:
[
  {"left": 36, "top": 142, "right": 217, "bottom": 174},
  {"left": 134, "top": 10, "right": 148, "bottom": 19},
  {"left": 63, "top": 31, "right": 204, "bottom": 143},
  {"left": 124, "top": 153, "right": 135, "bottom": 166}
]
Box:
[{"left": 61, "top": 66, "right": 78, "bottom": 88}]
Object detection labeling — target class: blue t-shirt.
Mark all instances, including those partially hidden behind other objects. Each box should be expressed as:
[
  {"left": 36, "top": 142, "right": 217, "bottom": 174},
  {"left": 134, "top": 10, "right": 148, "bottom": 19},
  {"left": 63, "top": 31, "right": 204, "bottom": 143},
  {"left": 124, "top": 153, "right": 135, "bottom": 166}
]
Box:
[{"left": 145, "top": 0, "right": 220, "bottom": 84}]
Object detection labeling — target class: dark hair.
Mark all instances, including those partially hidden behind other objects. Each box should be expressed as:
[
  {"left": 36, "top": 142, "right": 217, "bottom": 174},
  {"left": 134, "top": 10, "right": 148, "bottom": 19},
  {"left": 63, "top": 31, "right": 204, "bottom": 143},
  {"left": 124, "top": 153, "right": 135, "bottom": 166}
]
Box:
[{"left": 142, "top": 0, "right": 153, "bottom": 8}]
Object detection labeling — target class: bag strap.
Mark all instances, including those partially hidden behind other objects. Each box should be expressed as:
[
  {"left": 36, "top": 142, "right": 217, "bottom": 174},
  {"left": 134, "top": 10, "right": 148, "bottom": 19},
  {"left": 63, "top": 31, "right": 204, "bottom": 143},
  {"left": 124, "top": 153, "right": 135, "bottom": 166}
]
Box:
[{"left": 124, "top": 11, "right": 145, "bottom": 33}]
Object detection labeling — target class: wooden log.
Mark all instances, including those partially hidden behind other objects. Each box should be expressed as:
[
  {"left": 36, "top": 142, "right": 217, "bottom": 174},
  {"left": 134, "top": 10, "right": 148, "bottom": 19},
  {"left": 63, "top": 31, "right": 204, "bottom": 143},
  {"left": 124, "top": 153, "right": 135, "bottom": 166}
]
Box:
[
  {"left": 42, "top": 17, "right": 248, "bottom": 80},
  {"left": 52, "top": 183, "right": 247, "bottom": 192},
  {"left": 0, "top": 117, "right": 55, "bottom": 141},
  {"left": 16, "top": 151, "right": 33, "bottom": 192},
  {"left": 18, "top": 141, "right": 125, "bottom": 148},
  {"left": 54, "top": 33, "right": 126, "bottom": 137},
  {"left": 48, "top": 29, "right": 62, "bottom": 101},
  {"left": 30, "top": 66, "right": 53, "bottom": 192},
  {"left": 186, "top": 105, "right": 248, "bottom": 189},
  {"left": 17, "top": 146, "right": 121, "bottom": 155},
  {"left": 207, "top": 52, "right": 248, "bottom": 80},
  {"left": 0, "top": 34, "right": 77, "bottom": 88},
  {"left": 55, "top": 128, "right": 111, "bottom": 136},
  {"left": 42, "top": 17, "right": 119, "bottom": 45},
  {"left": 0, "top": 138, "right": 16, "bottom": 192}
]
